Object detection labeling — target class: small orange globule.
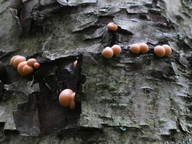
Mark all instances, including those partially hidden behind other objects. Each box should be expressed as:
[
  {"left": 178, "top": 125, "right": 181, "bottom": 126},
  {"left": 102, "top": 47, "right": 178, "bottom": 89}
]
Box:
[
  {"left": 111, "top": 44, "right": 122, "bottom": 55},
  {"left": 10, "top": 55, "right": 40, "bottom": 76},
  {"left": 13, "top": 56, "right": 26, "bottom": 68},
  {"left": 162, "top": 23, "right": 167, "bottom": 27},
  {"left": 102, "top": 47, "right": 114, "bottom": 58},
  {"left": 154, "top": 45, "right": 165, "bottom": 57},
  {"left": 162, "top": 44, "right": 172, "bottom": 56},
  {"left": 34, "top": 62, "right": 40, "bottom": 69},
  {"left": 59, "top": 89, "right": 75, "bottom": 109},
  {"left": 74, "top": 60, "right": 78, "bottom": 68},
  {"left": 69, "top": 100, "right": 75, "bottom": 110},
  {"left": 107, "top": 22, "right": 118, "bottom": 31},
  {"left": 22, "top": 65, "right": 33, "bottom": 75},
  {"left": 10, "top": 55, "right": 19, "bottom": 66},
  {"left": 129, "top": 44, "right": 140, "bottom": 54},
  {"left": 139, "top": 43, "right": 149, "bottom": 53},
  {"left": 27, "top": 58, "right": 37, "bottom": 66},
  {"left": 17, "top": 61, "right": 27, "bottom": 75}
]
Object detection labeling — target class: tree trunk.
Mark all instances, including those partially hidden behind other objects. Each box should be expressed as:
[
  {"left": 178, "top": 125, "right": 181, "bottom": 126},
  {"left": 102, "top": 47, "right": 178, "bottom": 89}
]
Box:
[{"left": 0, "top": 0, "right": 191, "bottom": 143}]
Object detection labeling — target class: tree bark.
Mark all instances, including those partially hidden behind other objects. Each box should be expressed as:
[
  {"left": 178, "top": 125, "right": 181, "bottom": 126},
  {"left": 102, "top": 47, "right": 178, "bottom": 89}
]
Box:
[{"left": 0, "top": 0, "right": 191, "bottom": 143}]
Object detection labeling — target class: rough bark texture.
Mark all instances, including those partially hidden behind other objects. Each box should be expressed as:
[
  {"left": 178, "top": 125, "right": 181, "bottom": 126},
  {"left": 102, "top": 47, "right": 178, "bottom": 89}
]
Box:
[{"left": 0, "top": 0, "right": 192, "bottom": 143}]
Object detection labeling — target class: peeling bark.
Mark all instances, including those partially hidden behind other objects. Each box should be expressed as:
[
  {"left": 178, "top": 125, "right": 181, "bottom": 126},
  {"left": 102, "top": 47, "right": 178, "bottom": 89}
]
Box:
[{"left": 0, "top": 0, "right": 192, "bottom": 143}]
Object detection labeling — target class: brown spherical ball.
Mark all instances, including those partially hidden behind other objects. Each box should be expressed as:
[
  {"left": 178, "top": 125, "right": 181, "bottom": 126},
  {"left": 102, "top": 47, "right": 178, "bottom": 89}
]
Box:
[
  {"left": 13, "top": 56, "right": 26, "bottom": 68},
  {"left": 69, "top": 101, "right": 75, "bottom": 110},
  {"left": 27, "top": 58, "right": 37, "bottom": 66},
  {"left": 102, "top": 47, "right": 114, "bottom": 58},
  {"left": 59, "top": 89, "right": 74, "bottom": 107},
  {"left": 22, "top": 65, "right": 33, "bottom": 75},
  {"left": 71, "top": 93, "right": 75, "bottom": 101},
  {"left": 107, "top": 22, "right": 118, "bottom": 31},
  {"left": 74, "top": 60, "right": 78, "bottom": 68},
  {"left": 33, "top": 62, "right": 40, "bottom": 69},
  {"left": 111, "top": 44, "right": 122, "bottom": 55},
  {"left": 129, "top": 44, "right": 140, "bottom": 54},
  {"left": 139, "top": 43, "right": 149, "bottom": 53},
  {"left": 162, "top": 23, "right": 167, "bottom": 27},
  {"left": 162, "top": 44, "right": 172, "bottom": 56},
  {"left": 154, "top": 45, "right": 165, "bottom": 57},
  {"left": 17, "top": 61, "right": 27, "bottom": 75},
  {"left": 10, "top": 55, "right": 19, "bottom": 66}
]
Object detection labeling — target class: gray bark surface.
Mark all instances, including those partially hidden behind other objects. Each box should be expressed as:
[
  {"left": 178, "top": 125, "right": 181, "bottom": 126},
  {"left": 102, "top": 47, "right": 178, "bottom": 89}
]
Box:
[{"left": 0, "top": 0, "right": 191, "bottom": 143}]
